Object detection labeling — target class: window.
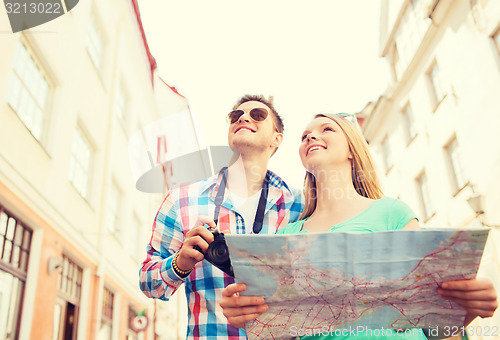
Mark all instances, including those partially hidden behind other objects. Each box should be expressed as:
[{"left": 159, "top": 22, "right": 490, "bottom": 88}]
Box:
[
  {"left": 128, "top": 215, "right": 140, "bottom": 259},
  {"left": 6, "top": 41, "right": 51, "bottom": 141},
  {"left": 416, "top": 172, "right": 434, "bottom": 221},
  {"left": 57, "top": 255, "right": 83, "bottom": 301},
  {"left": 0, "top": 205, "right": 32, "bottom": 340},
  {"left": 105, "top": 182, "right": 121, "bottom": 234},
  {"left": 393, "top": 0, "right": 431, "bottom": 75},
  {"left": 428, "top": 62, "right": 446, "bottom": 105},
  {"left": 53, "top": 255, "right": 83, "bottom": 340},
  {"left": 382, "top": 136, "right": 393, "bottom": 172},
  {"left": 86, "top": 12, "right": 105, "bottom": 70},
  {"left": 69, "top": 128, "right": 92, "bottom": 199},
  {"left": 115, "top": 83, "right": 128, "bottom": 129},
  {"left": 395, "top": 15, "right": 412, "bottom": 69},
  {"left": 99, "top": 287, "right": 114, "bottom": 340},
  {"left": 445, "top": 138, "right": 468, "bottom": 192},
  {"left": 391, "top": 44, "right": 403, "bottom": 81},
  {"left": 402, "top": 103, "right": 417, "bottom": 143}
]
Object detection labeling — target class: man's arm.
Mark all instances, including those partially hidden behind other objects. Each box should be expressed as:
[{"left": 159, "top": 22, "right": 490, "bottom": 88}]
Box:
[
  {"left": 139, "top": 193, "right": 186, "bottom": 300},
  {"left": 139, "top": 192, "right": 217, "bottom": 300}
]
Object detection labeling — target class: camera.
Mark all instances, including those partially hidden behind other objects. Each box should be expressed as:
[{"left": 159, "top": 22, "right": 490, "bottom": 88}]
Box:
[{"left": 194, "top": 228, "right": 234, "bottom": 277}]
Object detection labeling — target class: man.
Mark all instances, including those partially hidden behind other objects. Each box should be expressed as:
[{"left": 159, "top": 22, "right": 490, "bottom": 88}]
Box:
[{"left": 139, "top": 95, "right": 303, "bottom": 339}]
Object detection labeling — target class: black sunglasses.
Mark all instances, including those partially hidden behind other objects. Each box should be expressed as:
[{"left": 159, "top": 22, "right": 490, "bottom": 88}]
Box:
[{"left": 226, "top": 108, "right": 270, "bottom": 124}]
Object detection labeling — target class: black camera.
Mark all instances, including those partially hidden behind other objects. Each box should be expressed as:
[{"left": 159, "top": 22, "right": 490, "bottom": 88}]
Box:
[{"left": 194, "top": 228, "right": 234, "bottom": 277}]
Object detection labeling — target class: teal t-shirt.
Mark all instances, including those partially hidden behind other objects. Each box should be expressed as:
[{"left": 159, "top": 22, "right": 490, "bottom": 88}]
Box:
[
  {"left": 277, "top": 197, "right": 427, "bottom": 340},
  {"left": 277, "top": 197, "right": 417, "bottom": 235}
]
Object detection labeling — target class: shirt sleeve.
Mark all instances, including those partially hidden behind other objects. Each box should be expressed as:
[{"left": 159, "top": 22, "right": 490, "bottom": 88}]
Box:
[
  {"left": 288, "top": 187, "right": 305, "bottom": 223},
  {"left": 389, "top": 198, "right": 418, "bottom": 230},
  {"left": 139, "top": 190, "right": 186, "bottom": 300}
]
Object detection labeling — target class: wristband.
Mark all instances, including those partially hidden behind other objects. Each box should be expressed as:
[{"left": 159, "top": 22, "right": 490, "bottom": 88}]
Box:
[{"left": 172, "top": 251, "right": 192, "bottom": 277}]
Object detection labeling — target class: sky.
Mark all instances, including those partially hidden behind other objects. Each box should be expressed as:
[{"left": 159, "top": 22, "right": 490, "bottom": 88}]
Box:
[{"left": 137, "top": 0, "right": 390, "bottom": 187}]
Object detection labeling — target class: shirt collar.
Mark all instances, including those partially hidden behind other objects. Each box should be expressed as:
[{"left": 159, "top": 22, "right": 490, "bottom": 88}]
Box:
[{"left": 200, "top": 168, "right": 286, "bottom": 201}]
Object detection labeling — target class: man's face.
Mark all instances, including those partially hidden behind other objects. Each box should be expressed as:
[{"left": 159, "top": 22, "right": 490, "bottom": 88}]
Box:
[{"left": 227, "top": 101, "right": 281, "bottom": 156}]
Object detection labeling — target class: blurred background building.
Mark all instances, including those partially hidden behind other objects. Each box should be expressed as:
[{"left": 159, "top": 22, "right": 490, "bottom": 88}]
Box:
[
  {"left": 0, "top": 0, "right": 191, "bottom": 339},
  {"left": 361, "top": 0, "right": 500, "bottom": 338}
]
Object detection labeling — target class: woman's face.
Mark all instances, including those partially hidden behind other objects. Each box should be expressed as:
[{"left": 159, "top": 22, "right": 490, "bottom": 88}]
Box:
[{"left": 299, "top": 116, "right": 352, "bottom": 173}]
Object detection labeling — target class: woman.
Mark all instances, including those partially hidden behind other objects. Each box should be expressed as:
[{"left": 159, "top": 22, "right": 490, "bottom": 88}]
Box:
[{"left": 220, "top": 114, "right": 498, "bottom": 339}]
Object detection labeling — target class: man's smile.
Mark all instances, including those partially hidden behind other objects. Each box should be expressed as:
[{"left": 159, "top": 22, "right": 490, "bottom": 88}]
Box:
[{"left": 235, "top": 126, "right": 256, "bottom": 133}]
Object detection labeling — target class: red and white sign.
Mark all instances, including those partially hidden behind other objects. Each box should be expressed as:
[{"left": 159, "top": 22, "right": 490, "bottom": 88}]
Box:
[{"left": 130, "top": 314, "right": 149, "bottom": 332}]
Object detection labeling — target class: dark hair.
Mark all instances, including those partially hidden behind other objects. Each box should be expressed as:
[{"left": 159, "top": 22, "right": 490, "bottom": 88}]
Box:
[{"left": 232, "top": 94, "right": 284, "bottom": 133}]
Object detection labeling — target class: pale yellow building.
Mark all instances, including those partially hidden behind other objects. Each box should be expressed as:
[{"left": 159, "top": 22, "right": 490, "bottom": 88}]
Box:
[
  {"left": 0, "top": 0, "right": 190, "bottom": 339},
  {"left": 362, "top": 0, "right": 500, "bottom": 338}
]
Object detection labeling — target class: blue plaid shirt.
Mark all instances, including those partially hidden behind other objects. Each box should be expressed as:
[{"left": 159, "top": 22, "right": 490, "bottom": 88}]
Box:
[{"left": 140, "top": 169, "right": 304, "bottom": 340}]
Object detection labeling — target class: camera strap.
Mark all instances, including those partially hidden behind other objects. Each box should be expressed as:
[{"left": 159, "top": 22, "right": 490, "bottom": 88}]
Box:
[{"left": 213, "top": 167, "right": 269, "bottom": 234}]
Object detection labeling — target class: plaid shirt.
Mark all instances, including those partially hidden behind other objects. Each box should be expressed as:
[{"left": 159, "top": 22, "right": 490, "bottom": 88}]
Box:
[{"left": 140, "top": 169, "right": 303, "bottom": 340}]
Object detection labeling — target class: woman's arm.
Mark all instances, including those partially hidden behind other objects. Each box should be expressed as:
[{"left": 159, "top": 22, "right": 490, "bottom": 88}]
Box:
[
  {"left": 402, "top": 218, "right": 498, "bottom": 337},
  {"left": 402, "top": 218, "right": 420, "bottom": 230},
  {"left": 438, "top": 278, "right": 498, "bottom": 326}
]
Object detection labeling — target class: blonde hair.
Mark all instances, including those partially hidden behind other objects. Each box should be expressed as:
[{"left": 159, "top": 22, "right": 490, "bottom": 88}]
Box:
[{"left": 299, "top": 114, "right": 384, "bottom": 220}]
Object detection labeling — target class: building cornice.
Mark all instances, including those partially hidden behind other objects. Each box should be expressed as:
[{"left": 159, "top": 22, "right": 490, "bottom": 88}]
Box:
[{"left": 131, "top": 0, "right": 157, "bottom": 86}]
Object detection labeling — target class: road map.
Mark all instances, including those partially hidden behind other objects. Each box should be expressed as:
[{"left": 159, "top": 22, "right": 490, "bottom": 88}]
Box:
[{"left": 225, "top": 228, "right": 489, "bottom": 340}]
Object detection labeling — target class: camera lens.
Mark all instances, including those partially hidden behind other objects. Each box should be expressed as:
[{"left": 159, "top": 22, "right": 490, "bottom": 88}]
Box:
[{"left": 207, "top": 239, "right": 229, "bottom": 265}]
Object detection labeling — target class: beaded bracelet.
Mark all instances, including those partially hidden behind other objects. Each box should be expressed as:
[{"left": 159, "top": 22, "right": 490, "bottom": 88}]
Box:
[{"left": 173, "top": 251, "right": 192, "bottom": 277}]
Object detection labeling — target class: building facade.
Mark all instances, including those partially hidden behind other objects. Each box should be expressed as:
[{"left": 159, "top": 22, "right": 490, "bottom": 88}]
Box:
[
  {"left": 0, "top": 1, "right": 190, "bottom": 339},
  {"left": 362, "top": 0, "right": 500, "bottom": 338}
]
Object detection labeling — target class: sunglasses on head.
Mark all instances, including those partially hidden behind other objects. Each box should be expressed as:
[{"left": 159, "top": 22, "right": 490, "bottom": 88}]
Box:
[
  {"left": 319, "top": 112, "right": 361, "bottom": 131},
  {"left": 226, "top": 108, "right": 270, "bottom": 124},
  {"left": 334, "top": 113, "right": 358, "bottom": 126}
]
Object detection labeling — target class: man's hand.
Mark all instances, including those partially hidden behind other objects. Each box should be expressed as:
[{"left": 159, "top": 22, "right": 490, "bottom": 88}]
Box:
[
  {"left": 220, "top": 283, "right": 268, "bottom": 329},
  {"left": 176, "top": 216, "right": 216, "bottom": 271},
  {"left": 438, "top": 277, "right": 498, "bottom": 326}
]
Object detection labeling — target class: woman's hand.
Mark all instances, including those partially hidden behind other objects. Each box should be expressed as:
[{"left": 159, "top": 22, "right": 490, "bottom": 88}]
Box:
[
  {"left": 438, "top": 277, "right": 498, "bottom": 326},
  {"left": 220, "top": 283, "right": 269, "bottom": 329}
]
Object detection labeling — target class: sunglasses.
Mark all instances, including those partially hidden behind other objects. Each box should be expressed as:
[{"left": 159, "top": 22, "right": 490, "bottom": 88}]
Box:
[
  {"left": 318, "top": 112, "right": 361, "bottom": 131},
  {"left": 226, "top": 108, "right": 270, "bottom": 124},
  {"left": 334, "top": 113, "right": 358, "bottom": 126}
]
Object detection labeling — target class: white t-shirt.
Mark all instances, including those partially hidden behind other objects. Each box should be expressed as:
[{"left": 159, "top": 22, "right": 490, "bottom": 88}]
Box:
[{"left": 226, "top": 188, "right": 262, "bottom": 234}]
